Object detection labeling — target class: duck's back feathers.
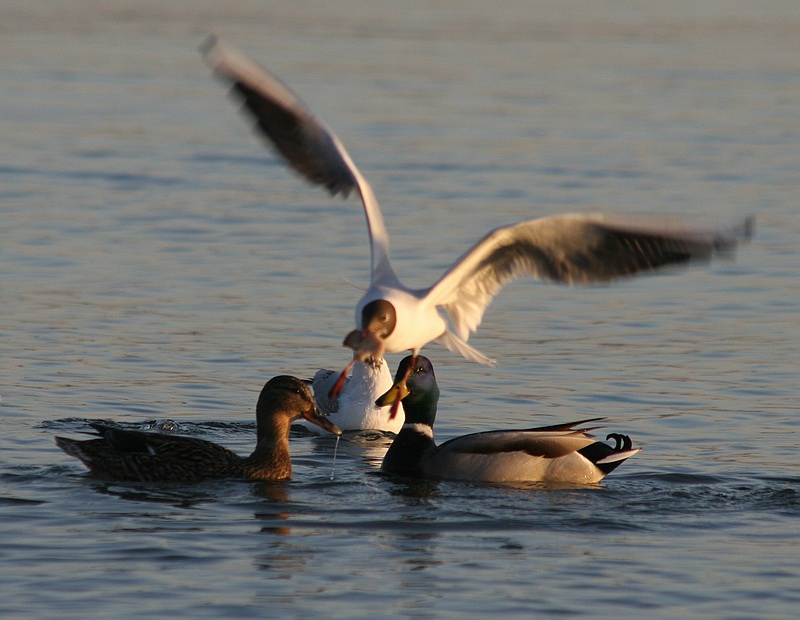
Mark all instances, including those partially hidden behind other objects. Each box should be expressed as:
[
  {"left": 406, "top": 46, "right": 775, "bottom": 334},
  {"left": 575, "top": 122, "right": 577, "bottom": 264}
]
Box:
[
  {"left": 55, "top": 424, "right": 241, "bottom": 483},
  {"left": 437, "top": 429, "right": 597, "bottom": 459},
  {"left": 433, "top": 418, "right": 605, "bottom": 459},
  {"left": 427, "top": 425, "right": 639, "bottom": 484}
]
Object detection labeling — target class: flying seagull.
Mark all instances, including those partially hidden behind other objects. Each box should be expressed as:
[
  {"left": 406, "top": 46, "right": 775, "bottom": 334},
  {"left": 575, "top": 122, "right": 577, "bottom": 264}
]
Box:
[{"left": 201, "top": 37, "right": 752, "bottom": 413}]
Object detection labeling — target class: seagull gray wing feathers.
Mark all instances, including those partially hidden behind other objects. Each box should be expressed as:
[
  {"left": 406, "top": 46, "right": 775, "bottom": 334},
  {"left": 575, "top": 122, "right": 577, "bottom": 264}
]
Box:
[
  {"left": 428, "top": 212, "right": 753, "bottom": 342},
  {"left": 201, "top": 36, "right": 396, "bottom": 283}
]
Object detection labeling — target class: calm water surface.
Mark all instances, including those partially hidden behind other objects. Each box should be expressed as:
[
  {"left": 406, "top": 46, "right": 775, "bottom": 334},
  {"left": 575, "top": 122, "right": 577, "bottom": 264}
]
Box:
[{"left": 2, "top": 2, "right": 799, "bottom": 618}]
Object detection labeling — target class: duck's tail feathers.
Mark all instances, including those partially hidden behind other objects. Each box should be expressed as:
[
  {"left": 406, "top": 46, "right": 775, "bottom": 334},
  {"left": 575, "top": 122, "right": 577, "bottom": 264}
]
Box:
[
  {"left": 579, "top": 432, "right": 641, "bottom": 475},
  {"left": 55, "top": 437, "right": 90, "bottom": 462},
  {"left": 595, "top": 448, "right": 641, "bottom": 472}
]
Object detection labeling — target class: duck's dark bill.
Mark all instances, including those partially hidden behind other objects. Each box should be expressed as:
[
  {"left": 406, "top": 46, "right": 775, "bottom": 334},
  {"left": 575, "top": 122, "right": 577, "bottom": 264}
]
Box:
[{"left": 304, "top": 409, "right": 342, "bottom": 436}]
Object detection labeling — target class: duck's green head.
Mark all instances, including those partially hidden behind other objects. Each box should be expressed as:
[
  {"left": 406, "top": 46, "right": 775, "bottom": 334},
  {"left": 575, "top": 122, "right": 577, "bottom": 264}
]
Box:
[{"left": 376, "top": 355, "right": 439, "bottom": 425}]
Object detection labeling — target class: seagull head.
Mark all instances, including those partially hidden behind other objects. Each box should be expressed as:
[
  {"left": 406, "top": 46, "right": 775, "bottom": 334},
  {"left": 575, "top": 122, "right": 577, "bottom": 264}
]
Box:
[
  {"left": 328, "top": 300, "right": 397, "bottom": 400},
  {"left": 343, "top": 299, "right": 397, "bottom": 364}
]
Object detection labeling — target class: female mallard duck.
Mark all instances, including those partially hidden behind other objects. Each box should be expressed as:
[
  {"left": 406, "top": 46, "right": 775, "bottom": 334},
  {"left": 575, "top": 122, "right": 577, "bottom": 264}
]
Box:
[
  {"left": 298, "top": 359, "right": 404, "bottom": 434},
  {"left": 377, "top": 356, "right": 640, "bottom": 484},
  {"left": 55, "top": 375, "right": 341, "bottom": 482}
]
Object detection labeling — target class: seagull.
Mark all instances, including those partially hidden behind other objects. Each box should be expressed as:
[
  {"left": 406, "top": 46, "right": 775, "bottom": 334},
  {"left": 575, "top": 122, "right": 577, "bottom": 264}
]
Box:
[
  {"left": 296, "top": 359, "right": 404, "bottom": 434},
  {"left": 201, "top": 37, "right": 753, "bottom": 412}
]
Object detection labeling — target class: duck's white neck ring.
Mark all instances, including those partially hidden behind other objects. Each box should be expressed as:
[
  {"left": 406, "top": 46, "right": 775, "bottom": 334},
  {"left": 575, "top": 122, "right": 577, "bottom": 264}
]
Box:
[{"left": 402, "top": 423, "right": 433, "bottom": 438}]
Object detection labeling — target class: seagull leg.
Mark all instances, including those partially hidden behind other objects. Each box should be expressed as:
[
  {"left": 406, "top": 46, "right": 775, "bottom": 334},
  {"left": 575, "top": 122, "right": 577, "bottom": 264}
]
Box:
[
  {"left": 389, "top": 392, "right": 403, "bottom": 420},
  {"left": 329, "top": 358, "right": 355, "bottom": 400},
  {"left": 335, "top": 329, "right": 386, "bottom": 401},
  {"left": 388, "top": 351, "right": 417, "bottom": 420}
]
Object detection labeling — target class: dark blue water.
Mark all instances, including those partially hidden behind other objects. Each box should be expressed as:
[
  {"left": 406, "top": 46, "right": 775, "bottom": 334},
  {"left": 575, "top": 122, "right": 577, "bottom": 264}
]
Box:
[{"left": 2, "top": 2, "right": 799, "bottom": 618}]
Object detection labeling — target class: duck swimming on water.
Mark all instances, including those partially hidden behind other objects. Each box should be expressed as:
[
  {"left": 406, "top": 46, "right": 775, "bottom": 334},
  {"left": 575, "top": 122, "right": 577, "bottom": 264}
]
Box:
[
  {"left": 377, "top": 356, "right": 640, "bottom": 484},
  {"left": 55, "top": 375, "right": 341, "bottom": 482},
  {"left": 201, "top": 37, "right": 752, "bottom": 411}
]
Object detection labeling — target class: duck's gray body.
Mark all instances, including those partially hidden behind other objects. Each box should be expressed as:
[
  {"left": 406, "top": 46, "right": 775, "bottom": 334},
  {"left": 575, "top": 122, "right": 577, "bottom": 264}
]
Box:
[
  {"left": 383, "top": 420, "right": 638, "bottom": 484},
  {"left": 379, "top": 357, "right": 639, "bottom": 484}
]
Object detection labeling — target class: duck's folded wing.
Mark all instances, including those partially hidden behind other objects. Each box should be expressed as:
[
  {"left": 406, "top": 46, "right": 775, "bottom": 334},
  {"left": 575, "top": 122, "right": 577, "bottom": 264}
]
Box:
[
  {"left": 90, "top": 423, "right": 164, "bottom": 455},
  {"left": 427, "top": 212, "right": 753, "bottom": 341},
  {"left": 436, "top": 429, "right": 598, "bottom": 459},
  {"left": 90, "top": 423, "right": 235, "bottom": 460},
  {"left": 523, "top": 417, "right": 605, "bottom": 433}
]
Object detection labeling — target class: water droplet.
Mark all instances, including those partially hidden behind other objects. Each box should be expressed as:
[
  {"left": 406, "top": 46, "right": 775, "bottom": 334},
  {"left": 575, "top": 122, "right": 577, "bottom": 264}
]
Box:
[{"left": 330, "top": 434, "right": 340, "bottom": 480}]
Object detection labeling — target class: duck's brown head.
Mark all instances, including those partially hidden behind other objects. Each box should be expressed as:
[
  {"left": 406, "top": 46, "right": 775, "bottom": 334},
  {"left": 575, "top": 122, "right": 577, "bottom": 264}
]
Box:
[{"left": 258, "top": 375, "right": 341, "bottom": 436}]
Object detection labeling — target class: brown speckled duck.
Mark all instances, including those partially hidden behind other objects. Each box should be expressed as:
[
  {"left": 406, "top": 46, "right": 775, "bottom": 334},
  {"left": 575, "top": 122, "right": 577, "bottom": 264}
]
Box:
[{"left": 55, "top": 375, "right": 341, "bottom": 482}]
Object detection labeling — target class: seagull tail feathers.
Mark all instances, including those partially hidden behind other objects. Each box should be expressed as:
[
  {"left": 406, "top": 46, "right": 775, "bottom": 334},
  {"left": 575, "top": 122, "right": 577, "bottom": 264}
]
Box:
[{"left": 437, "top": 331, "right": 496, "bottom": 366}]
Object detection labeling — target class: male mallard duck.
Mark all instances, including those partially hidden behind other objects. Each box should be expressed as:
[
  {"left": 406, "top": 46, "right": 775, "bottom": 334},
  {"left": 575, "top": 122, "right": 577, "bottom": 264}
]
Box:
[
  {"left": 201, "top": 36, "right": 752, "bottom": 411},
  {"left": 377, "top": 356, "right": 640, "bottom": 484},
  {"left": 298, "top": 359, "right": 404, "bottom": 434},
  {"left": 55, "top": 375, "right": 341, "bottom": 482}
]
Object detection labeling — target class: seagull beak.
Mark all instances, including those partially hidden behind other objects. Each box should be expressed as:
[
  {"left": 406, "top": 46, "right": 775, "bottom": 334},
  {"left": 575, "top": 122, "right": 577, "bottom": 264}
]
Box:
[
  {"left": 342, "top": 329, "right": 386, "bottom": 363},
  {"left": 302, "top": 404, "right": 342, "bottom": 436},
  {"left": 330, "top": 329, "right": 387, "bottom": 400}
]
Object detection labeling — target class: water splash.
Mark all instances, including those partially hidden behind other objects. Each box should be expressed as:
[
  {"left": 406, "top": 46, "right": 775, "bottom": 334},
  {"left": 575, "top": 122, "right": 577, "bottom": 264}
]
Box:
[{"left": 330, "top": 435, "right": 340, "bottom": 480}]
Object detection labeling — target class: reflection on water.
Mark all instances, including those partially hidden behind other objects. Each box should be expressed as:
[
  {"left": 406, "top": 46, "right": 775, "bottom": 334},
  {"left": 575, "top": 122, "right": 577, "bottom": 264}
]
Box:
[{"left": 2, "top": 1, "right": 799, "bottom": 618}]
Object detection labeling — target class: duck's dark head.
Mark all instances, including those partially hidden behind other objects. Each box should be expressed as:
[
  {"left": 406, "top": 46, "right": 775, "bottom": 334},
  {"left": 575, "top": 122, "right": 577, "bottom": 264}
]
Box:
[
  {"left": 376, "top": 355, "right": 439, "bottom": 426},
  {"left": 258, "top": 375, "right": 341, "bottom": 437}
]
